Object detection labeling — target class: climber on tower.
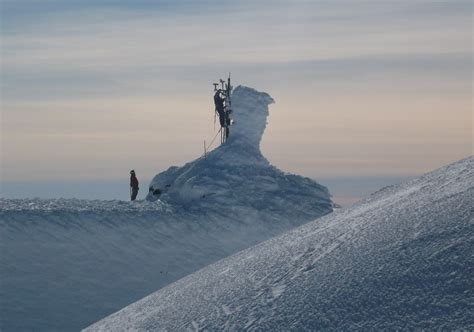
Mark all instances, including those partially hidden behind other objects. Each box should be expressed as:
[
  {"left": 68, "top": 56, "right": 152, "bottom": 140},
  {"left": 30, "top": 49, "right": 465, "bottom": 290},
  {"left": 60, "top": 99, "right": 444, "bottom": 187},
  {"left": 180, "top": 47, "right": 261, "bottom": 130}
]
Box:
[
  {"left": 214, "top": 90, "right": 230, "bottom": 139},
  {"left": 214, "top": 90, "right": 225, "bottom": 127}
]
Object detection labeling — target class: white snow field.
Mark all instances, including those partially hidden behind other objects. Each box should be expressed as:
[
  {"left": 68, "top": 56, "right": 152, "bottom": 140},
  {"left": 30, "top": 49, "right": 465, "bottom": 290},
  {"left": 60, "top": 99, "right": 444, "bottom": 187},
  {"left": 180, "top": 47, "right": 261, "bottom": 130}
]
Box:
[
  {"left": 87, "top": 156, "right": 474, "bottom": 331},
  {"left": 0, "top": 86, "right": 332, "bottom": 331}
]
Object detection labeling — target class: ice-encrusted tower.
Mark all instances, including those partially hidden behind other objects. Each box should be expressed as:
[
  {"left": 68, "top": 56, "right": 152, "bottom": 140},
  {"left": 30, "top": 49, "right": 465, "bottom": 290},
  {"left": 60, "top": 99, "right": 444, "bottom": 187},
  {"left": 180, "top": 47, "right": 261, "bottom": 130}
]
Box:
[{"left": 147, "top": 86, "right": 332, "bottom": 218}]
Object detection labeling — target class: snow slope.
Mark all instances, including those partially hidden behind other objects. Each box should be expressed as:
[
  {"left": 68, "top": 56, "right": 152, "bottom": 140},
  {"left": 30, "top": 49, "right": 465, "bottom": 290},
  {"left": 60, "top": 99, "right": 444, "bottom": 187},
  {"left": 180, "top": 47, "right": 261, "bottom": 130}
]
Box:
[
  {"left": 87, "top": 156, "right": 474, "bottom": 331},
  {"left": 1, "top": 201, "right": 314, "bottom": 331},
  {"left": 0, "top": 86, "right": 332, "bottom": 331}
]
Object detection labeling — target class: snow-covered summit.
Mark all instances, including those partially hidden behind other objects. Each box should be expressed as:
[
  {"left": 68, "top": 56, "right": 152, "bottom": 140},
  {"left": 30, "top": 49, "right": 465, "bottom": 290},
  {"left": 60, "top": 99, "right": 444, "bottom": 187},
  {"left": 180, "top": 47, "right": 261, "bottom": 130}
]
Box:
[
  {"left": 147, "top": 86, "right": 332, "bottom": 217},
  {"left": 87, "top": 156, "right": 474, "bottom": 331}
]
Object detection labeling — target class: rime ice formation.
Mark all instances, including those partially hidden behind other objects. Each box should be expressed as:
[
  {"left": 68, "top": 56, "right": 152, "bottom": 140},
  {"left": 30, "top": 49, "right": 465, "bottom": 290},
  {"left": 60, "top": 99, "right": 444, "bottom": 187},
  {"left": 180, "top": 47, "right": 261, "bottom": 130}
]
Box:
[
  {"left": 87, "top": 157, "right": 474, "bottom": 331},
  {"left": 1, "top": 86, "right": 333, "bottom": 331},
  {"left": 146, "top": 86, "right": 333, "bottom": 219}
]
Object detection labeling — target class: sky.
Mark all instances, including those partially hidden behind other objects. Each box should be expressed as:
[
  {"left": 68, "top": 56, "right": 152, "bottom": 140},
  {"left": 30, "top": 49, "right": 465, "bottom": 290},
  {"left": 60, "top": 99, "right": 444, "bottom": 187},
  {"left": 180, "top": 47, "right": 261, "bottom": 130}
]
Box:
[{"left": 1, "top": 0, "right": 472, "bottom": 203}]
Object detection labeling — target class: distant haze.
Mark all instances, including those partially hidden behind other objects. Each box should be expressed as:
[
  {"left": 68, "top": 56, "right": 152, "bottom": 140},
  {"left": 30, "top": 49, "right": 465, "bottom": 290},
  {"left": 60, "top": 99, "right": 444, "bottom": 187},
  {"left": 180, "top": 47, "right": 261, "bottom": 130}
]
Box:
[{"left": 1, "top": 1, "right": 472, "bottom": 199}]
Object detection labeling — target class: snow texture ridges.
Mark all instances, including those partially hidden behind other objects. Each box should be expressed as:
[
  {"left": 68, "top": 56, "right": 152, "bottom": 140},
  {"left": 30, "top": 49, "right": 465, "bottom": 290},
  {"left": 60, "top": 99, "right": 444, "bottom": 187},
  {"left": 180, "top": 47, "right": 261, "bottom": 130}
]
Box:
[{"left": 87, "top": 156, "right": 474, "bottom": 331}]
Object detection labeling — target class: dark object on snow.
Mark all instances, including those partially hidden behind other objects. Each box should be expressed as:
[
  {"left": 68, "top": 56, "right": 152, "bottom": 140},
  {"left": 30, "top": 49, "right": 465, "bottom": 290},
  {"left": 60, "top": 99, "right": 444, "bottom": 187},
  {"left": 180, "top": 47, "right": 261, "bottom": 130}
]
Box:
[
  {"left": 130, "top": 170, "right": 139, "bottom": 201},
  {"left": 149, "top": 186, "right": 162, "bottom": 197}
]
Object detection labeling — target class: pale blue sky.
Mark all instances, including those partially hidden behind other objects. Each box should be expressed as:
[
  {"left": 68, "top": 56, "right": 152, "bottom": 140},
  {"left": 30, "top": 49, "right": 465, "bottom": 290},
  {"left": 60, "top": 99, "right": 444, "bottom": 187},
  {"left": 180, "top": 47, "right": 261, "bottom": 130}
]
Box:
[{"left": 1, "top": 0, "right": 472, "bottom": 201}]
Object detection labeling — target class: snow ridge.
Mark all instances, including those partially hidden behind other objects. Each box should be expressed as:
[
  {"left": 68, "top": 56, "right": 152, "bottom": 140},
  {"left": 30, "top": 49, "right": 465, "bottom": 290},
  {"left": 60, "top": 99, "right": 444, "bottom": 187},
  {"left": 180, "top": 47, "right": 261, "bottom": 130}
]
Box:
[
  {"left": 87, "top": 156, "right": 474, "bottom": 331},
  {"left": 0, "top": 198, "right": 170, "bottom": 213}
]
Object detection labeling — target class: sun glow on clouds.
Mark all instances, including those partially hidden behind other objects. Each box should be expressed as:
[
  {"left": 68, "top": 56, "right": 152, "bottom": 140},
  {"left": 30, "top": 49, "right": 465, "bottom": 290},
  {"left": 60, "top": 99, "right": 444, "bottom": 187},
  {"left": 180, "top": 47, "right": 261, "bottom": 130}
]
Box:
[{"left": 1, "top": 0, "right": 472, "bottom": 182}]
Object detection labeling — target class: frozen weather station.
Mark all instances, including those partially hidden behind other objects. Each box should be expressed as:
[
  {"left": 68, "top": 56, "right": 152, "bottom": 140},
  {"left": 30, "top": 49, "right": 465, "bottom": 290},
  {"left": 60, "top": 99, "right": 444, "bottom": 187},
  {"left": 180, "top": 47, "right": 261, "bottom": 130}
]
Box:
[{"left": 1, "top": 1, "right": 472, "bottom": 331}]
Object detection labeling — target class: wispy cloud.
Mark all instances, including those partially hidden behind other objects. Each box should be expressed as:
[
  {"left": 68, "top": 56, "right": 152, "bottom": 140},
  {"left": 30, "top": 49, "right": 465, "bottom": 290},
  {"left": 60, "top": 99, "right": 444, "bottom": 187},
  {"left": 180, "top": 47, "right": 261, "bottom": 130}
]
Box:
[{"left": 1, "top": 0, "right": 472, "bottom": 181}]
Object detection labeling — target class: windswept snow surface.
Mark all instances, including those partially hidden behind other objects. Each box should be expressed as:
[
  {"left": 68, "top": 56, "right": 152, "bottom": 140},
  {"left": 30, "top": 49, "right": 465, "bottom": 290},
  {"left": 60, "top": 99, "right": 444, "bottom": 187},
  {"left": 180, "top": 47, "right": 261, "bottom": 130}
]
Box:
[
  {"left": 87, "top": 156, "right": 474, "bottom": 331},
  {"left": 0, "top": 86, "right": 332, "bottom": 331}
]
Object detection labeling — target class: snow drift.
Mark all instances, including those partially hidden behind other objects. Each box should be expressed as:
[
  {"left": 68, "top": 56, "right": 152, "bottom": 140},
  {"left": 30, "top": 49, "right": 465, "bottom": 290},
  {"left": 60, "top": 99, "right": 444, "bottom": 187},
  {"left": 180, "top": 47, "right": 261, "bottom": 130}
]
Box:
[
  {"left": 0, "top": 86, "right": 332, "bottom": 331},
  {"left": 87, "top": 156, "right": 474, "bottom": 331}
]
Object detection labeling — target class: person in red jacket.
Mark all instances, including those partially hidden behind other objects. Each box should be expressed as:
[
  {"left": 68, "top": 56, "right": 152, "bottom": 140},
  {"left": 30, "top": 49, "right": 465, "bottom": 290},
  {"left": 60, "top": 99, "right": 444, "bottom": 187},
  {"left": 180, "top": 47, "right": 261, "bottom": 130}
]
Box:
[{"left": 130, "top": 170, "right": 139, "bottom": 201}]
